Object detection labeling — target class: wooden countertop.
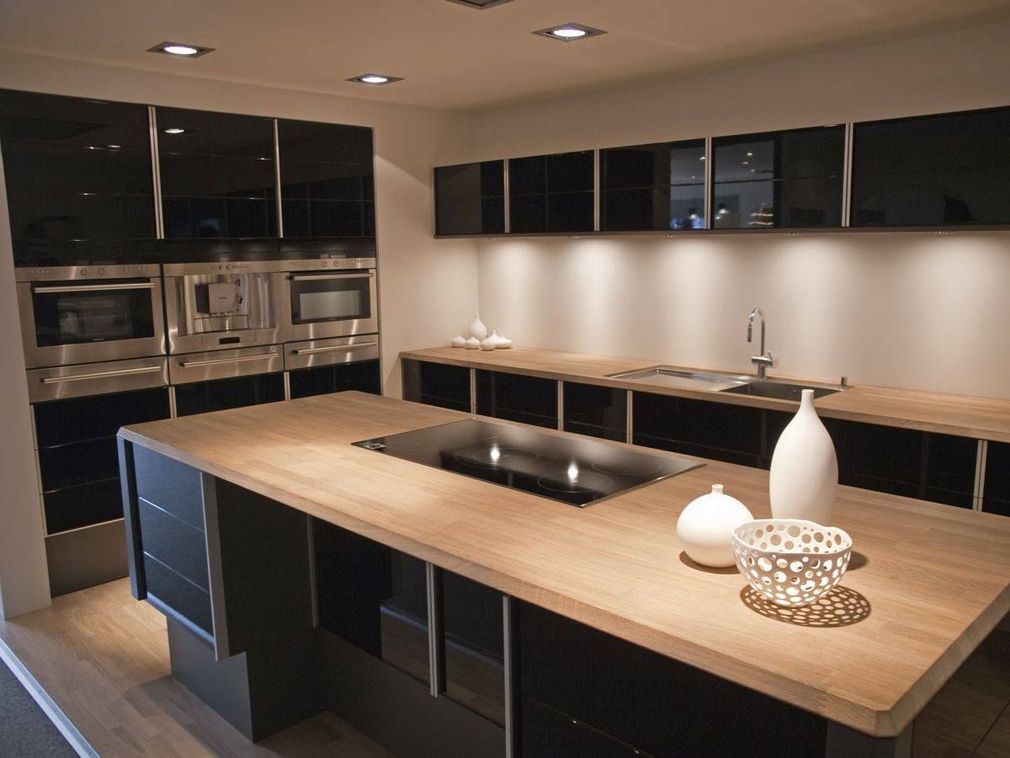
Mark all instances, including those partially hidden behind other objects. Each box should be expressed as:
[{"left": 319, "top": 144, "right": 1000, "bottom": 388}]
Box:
[
  {"left": 401, "top": 346, "right": 1010, "bottom": 443},
  {"left": 119, "top": 392, "right": 1010, "bottom": 738}
]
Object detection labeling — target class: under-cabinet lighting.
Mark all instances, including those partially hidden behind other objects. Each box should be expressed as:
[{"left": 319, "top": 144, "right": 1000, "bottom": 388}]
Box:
[
  {"left": 147, "top": 41, "right": 214, "bottom": 58},
  {"left": 533, "top": 23, "right": 607, "bottom": 42},
  {"left": 347, "top": 73, "right": 404, "bottom": 85}
]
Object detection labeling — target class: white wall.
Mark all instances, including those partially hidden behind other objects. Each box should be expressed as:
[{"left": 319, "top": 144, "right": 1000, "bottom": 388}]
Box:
[{"left": 462, "top": 20, "right": 1010, "bottom": 398}]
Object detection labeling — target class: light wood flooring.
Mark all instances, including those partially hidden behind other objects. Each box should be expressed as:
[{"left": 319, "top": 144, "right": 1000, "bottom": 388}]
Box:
[{"left": 0, "top": 578, "right": 1008, "bottom": 756}]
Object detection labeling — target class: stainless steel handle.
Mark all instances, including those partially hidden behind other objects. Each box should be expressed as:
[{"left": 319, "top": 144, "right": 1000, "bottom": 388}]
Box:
[
  {"left": 293, "top": 341, "right": 378, "bottom": 356},
  {"left": 34, "top": 282, "right": 156, "bottom": 294},
  {"left": 180, "top": 353, "right": 278, "bottom": 368},
  {"left": 289, "top": 272, "right": 374, "bottom": 282},
  {"left": 41, "top": 365, "right": 163, "bottom": 384}
]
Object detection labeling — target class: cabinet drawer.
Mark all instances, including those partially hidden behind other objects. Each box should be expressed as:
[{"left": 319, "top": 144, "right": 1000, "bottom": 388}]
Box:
[
  {"left": 138, "top": 499, "right": 209, "bottom": 590},
  {"left": 43, "top": 477, "right": 123, "bottom": 535},
  {"left": 133, "top": 445, "right": 205, "bottom": 531},
  {"left": 144, "top": 554, "right": 212, "bottom": 636}
]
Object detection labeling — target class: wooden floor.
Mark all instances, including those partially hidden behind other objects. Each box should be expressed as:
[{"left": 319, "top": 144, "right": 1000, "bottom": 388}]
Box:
[{"left": 0, "top": 578, "right": 1008, "bottom": 757}]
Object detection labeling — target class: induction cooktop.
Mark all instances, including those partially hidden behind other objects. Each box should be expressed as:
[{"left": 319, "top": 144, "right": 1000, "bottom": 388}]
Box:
[{"left": 352, "top": 419, "right": 702, "bottom": 507}]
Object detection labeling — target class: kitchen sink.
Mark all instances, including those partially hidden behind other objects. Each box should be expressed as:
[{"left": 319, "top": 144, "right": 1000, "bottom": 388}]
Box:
[
  {"left": 719, "top": 380, "right": 843, "bottom": 401},
  {"left": 608, "top": 366, "right": 752, "bottom": 392}
]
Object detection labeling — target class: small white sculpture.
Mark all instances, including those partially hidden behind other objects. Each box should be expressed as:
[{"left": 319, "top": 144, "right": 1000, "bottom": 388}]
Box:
[
  {"left": 464, "top": 336, "right": 480, "bottom": 350},
  {"left": 480, "top": 334, "right": 498, "bottom": 351},
  {"left": 468, "top": 314, "right": 488, "bottom": 340},
  {"left": 676, "top": 484, "right": 754, "bottom": 568},
  {"left": 450, "top": 335, "right": 466, "bottom": 348},
  {"left": 495, "top": 333, "right": 513, "bottom": 349}
]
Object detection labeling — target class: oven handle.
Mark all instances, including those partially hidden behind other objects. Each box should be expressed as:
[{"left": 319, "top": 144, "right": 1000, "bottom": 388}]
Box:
[
  {"left": 293, "top": 341, "right": 378, "bottom": 356},
  {"left": 180, "top": 352, "right": 279, "bottom": 368},
  {"left": 288, "top": 272, "right": 375, "bottom": 282},
  {"left": 41, "top": 365, "right": 164, "bottom": 384},
  {"left": 34, "top": 282, "right": 157, "bottom": 294}
]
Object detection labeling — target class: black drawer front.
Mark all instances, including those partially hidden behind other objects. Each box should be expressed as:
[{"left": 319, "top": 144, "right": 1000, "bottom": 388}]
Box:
[
  {"left": 144, "top": 554, "right": 212, "bottom": 636},
  {"left": 174, "top": 372, "right": 285, "bottom": 417},
  {"left": 38, "top": 437, "right": 119, "bottom": 492},
  {"left": 984, "top": 441, "right": 1010, "bottom": 517},
  {"left": 288, "top": 359, "right": 381, "bottom": 400},
  {"left": 138, "top": 499, "right": 209, "bottom": 590},
  {"left": 43, "top": 477, "right": 123, "bottom": 534},
  {"left": 33, "top": 387, "right": 170, "bottom": 447},
  {"left": 133, "top": 445, "right": 205, "bottom": 531}
]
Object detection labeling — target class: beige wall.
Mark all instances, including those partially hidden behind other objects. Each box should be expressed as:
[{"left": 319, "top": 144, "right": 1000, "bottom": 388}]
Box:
[{"left": 462, "top": 20, "right": 1010, "bottom": 398}]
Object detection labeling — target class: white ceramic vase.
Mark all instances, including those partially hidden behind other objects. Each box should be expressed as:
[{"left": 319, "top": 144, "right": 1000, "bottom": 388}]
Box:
[
  {"left": 769, "top": 388, "right": 838, "bottom": 526},
  {"left": 676, "top": 484, "right": 754, "bottom": 568},
  {"left": 468, "top": 314, "right": 488, "bottom": 340}
]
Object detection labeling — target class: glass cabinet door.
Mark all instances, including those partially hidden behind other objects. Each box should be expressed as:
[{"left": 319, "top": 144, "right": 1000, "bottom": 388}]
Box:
[
  {"left": 509, "top": 151, "right": 594, "bottom": 233},
  {"left": 434, "top": 160, "right": 505, "bottom": 235}
]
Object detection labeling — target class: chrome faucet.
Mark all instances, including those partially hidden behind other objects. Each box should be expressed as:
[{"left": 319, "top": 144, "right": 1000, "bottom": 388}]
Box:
[{"left": 747, "top": 306, "right": 775, "bottom": 379}]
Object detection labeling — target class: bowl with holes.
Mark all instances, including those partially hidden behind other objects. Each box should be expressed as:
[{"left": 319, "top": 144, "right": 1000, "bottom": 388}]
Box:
[{"left": 732, "top": 519, "right": 852, "bottom": 607}]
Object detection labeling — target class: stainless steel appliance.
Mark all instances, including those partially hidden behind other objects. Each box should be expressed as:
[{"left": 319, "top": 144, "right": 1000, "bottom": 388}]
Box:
[
  {"left": 275, "top": 257, "right": 377, "bottom": 343},
  {"left": 16, "top": 264, "right": 165, "bottom": 368},
  {"left": 163, "top": 260, "right": 280, "bottom": 354},
  {"left": 284, "top": 334, "right": 381, "bottom": 400}
]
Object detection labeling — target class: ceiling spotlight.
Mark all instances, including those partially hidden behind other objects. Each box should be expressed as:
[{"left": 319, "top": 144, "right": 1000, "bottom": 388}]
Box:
[
  {"left": 163, "top": 127, "right": 188, "bottom": 135},
  {"left": 348, "top": 73, "right": 403, "bottom": 86},
  {"left": 148, "top": 41, "right": 214, "bottom": 58},
  {"left": 533, "top": 23, "right": 606, "bottom": 42}
]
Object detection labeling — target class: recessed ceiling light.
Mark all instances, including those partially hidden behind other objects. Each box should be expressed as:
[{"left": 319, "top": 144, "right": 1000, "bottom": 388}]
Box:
[
  {"left": 445, "top": 0, "right": 514, "bottom": 8},
  {"left": 348, "top": 73, "right": 403, "bottom": 86},
  {"left": 163, "top": 127, "right": 188, "bottom": 135},
  {"left": 533, "top": 23, "right": 606, "bottom": 42},
  {"left": 148, "top": 41, "right": 214, "bottom": 58}
]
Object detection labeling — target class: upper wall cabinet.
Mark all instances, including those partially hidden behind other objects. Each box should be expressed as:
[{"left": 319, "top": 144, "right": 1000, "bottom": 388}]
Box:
[
  {"left": 0, "top": 90, "right": 155, "bottom": 266},
  {"left": 851, "top": 107, "right": 1010, "bottom": 227},
  {"left": 509, "top": 151, "right": 594, "bottom": 234},
  {"left": 434, "top": 160, "right": 505, "bottom": 236},
  {"left": 278, "top": 119, "right": 374, "bottom": 239},
  {"left": 712, "top": 126, "right": 845, "bottom": 229},
  {"left": 156, "top": 107, "right": 277, "bottom": 239},
  {"left": 601, "top": 140, "right": 705, "bottom": 232}
]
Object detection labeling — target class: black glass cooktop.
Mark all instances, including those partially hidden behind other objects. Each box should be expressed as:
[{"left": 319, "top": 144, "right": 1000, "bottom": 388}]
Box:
[{"left": 353, "top": 419, "right": 702, "bottom": 507}]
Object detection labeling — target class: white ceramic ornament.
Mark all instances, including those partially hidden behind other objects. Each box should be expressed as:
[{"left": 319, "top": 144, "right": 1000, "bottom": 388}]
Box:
[
  {"left": 480, "top": 334, "right": 498, "bottom": 351},
  {"left": 464, "top": 336, "right": 480, "bottom": 350},
  {"left": 676, "top": 484, "right": 754, "bottom": 568},
  {"left": 769, "top": 389, "right": 838, "bottom": 526},
  {"left": 495, "top": 334, "right": 513, "bottom": 349},
  {"left": 450, "top": 335, "right": 466, "bottom": 348},
  {"left": 468, "top": 314, "right": 488, "bottom": 340}
]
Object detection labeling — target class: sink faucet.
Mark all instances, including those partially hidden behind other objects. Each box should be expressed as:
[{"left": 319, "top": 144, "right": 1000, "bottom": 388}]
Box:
[{"left": 747, "top": 306, "right": 775, "bottom": 379}]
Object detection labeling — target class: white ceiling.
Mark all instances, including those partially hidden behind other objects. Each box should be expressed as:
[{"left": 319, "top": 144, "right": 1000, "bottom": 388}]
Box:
[{"left": 2, "top": 0, "right": 1010, "bottom": 110}]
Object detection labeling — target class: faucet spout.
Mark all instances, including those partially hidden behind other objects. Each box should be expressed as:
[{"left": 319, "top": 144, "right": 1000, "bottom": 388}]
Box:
[{"left": 746, "top": 306, "right": 774, "bottom": 379}]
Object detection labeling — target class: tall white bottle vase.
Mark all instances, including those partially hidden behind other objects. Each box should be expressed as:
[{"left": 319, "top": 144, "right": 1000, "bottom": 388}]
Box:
[
  {"left": 768, "top": 389, "right": 838, "bottom": 525},
  {"left": 468, "top": 314, "right": 488, "bottom": 340}
]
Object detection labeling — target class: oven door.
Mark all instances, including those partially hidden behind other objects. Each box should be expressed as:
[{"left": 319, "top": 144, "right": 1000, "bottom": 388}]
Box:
[
  {"left": 18, "top": 278, "right": 166, "bottom": 368},
  {"left": 278, "top": 269, "right": 378, "bottom": 342}
]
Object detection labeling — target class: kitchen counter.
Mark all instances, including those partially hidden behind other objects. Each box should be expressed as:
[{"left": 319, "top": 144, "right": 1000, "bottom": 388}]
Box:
[
  {"left": 401, "top": 346, "right": 1010, "bottom": 443},
  {"left": 119, "top": 391, "right": 1010, "bottom": 740}
]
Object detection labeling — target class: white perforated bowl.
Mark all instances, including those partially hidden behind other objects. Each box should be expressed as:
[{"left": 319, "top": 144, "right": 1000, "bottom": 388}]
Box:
[{"left": 732, "top": 519, "right": 852, "bottom": 607}]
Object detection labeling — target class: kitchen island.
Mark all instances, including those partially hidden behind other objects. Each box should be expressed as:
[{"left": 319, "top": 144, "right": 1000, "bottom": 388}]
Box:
[{"left": 117, "top": 391, "right": 1010, "bottom": 757}]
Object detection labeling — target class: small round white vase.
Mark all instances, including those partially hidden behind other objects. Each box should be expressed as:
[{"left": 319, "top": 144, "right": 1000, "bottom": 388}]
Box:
[
  {"left": 768, "top": 388, "right": 838, "bottom": 526},
  {"left": 676, "top": 484, "right": 754, "bottom": 568}
]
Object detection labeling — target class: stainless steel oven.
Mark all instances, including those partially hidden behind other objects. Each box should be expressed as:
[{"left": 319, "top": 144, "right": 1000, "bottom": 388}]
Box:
[
  {"left": 16, "top": 264, "right": 165, "bottom": 369},
  {"left": 275, "top": 257, "right": 377, "bottom": 343}
]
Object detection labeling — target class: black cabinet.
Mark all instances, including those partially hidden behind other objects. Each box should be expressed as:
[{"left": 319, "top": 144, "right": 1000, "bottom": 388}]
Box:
[
  {"left": 852, "top": 107, "right": 1010, "bottom": 227},
  {"left": 601, "top": 140, "right": 705, "bottom": 231},
  {"left": 402, "top": 359, "right": 471, "bottom": 412},
  {"left": 563, "top": 382, "right": 627, "bottom": 442},
  {"left": 983, "top": 441, "right": 1010, "bottom": 516},
  {"left": 509, "top": 151, "right": 594, "bottom": 233},
  {"left": 288, "top": 359, "right": 381, "bottom": 400},
  {"left": 278, "top": 119, "right": 374, "bottom": 239},
  {"left": 313, "top": 519, "right": 430, "bottom": 686},
  {"left": 157, "top": 107, "right": 277, "bottom": 239},
  {"left": 712, "top": 126, "right": 844, "bottom": 229},
  {"left": 174, "top": 373, "right": 284, "bottom": 417},
  {"left": 434, "top": 161, "right": 505, "bottom": 236},
  {"left": 476, "top": 370, "right": 558, "bottom": 428},
  {"left": 0, "top": 89, "right": 155, "bottom": 266}
]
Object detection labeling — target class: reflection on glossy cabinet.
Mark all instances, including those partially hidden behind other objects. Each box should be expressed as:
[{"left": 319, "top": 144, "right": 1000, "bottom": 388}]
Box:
[
  {"left": 509, "top": 151, "right": 594, "bottom": 233},
  {"left": 435, "top": 160, "right": 505, "bottom": 235},
  {"left": 476, "top": 370, "right": 558, "bottom": 428},
  {"left": 402, "top": 359, "right": 472, "bottom": 412},
  {"left": 984, "top": 441, "right": 1010, "bottom": 517},
  {"left": 287, "top": 359, "right": 381, "bottom": 399},
  {"left": 712, "top": 126, "right": 844, "bottom": 229},
  {"left": 563, "top": 382, "right": 627, "bottom": 442},
  {"left": 173, "top": 373, "right": 285, "bottom": 417}
]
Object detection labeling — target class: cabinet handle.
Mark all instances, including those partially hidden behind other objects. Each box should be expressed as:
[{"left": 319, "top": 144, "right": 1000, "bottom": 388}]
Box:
[
  {"left": 41, "top": 365, "right": 163, "bottom": 384},
  {"left": 34, "top": 282, "right": 156, "bottom": 294},
  {"left": 180, "top": 353, "right": 278, "bottom": 368},
  {"left": 293, "top": 341, "right": 377, "bottom": 356},
  {"left": 289, "top": 272, "right": 374, "bottom": 282}
]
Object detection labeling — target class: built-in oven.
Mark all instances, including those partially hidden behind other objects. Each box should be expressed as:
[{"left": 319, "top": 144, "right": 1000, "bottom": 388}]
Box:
[
  {"left": 169, "top": 344, "right": 285, "bottom": 416},
  {"left": 275, "top": 257, "right": 378, "bottom": 343},
  {"left": 16, "top": 264, "right": 165, "bottom": 369},
  {"left": 284, "top": 334, "right": 381, "bottom": 399}
]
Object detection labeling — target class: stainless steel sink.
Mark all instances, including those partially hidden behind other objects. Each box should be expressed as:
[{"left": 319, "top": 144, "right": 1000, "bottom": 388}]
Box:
[
  {"left": 607, "top": 366, "right": 752, "bottom": 392},
  {"left": 719, "top": 380, "right": 843, "bottom": 401}
]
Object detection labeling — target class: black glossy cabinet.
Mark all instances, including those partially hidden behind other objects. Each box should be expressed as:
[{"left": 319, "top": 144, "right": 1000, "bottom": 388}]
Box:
[
  {"left": 0, "top": 89, "right": 155, "bottom": 265},
  {"left": 434, "top": 161, "right": 505, "bottom": 236},
  {"left": 278, "top": 119, "right": 374, "bottom": 239},
  {"left": 157, "top": 107, "right": 277, "bottom": 239},
  {"left": 402, "top": 359, "right": 471, "bottom": 412},
  {"left": 712, "top": 126, "right": 844, "bottom": 229},
  {"left": 601, "top": 140, "right": 705, "bottom": 231},
  {"left": 852, "top": 107, "right": 1010, "bottom": 227},
  {"left": 983, "top": 441, "right": 1010, "bottom": 517},
  {"left": 174, "top": 373, "right": 285, "bottom": 417},
  {"left": 563, "top": 382, "right": 627, "bottom": 442},
  {"left": 476, "top": 370, "right": 558, "bottom": 428},
  {"left": 288, "top": 359, "right": 381, "bottom": 400},
  {"left": 509, "top": 151, "right": 594, "bottom": 233}
]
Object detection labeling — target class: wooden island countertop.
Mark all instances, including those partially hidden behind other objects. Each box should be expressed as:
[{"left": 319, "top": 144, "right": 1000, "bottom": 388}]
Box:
[
  {"left": 119, "top": 391, "right": 1010, "bottom": 738},
  {"left": 401, "top": 345, "right": 1010, "bottom": 443}
]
